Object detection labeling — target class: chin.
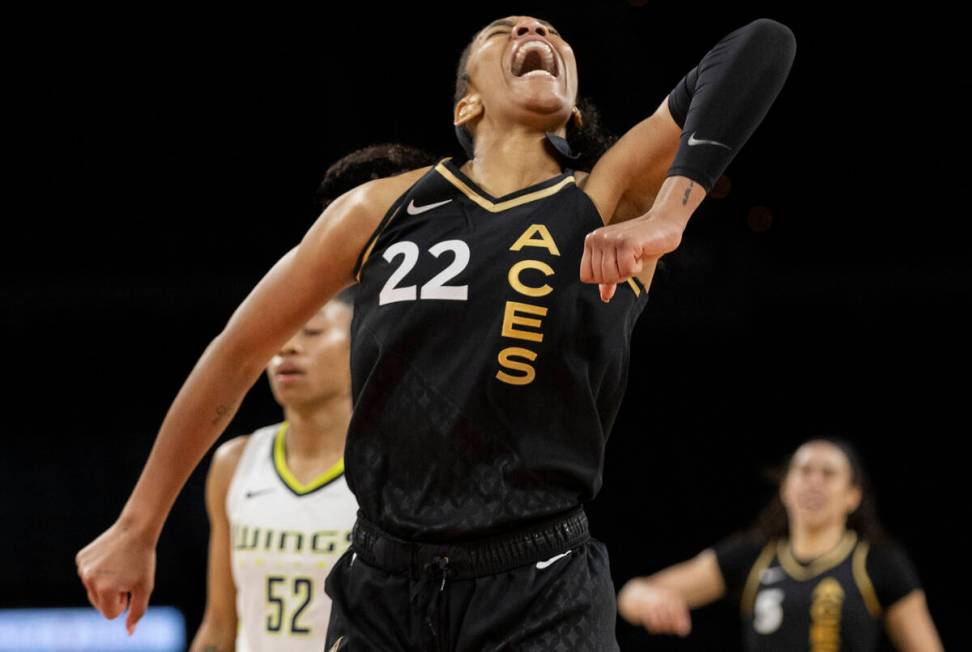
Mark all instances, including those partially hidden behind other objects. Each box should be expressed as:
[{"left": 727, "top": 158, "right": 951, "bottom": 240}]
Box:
[{"left": 512, "top": 99, "right": 571, "bottom": 131}]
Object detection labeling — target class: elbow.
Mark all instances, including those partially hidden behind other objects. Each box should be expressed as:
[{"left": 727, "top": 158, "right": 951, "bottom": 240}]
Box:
[
  {"left": 748, "top": 18, "right": 797, "bottom": 67},
  {"left": 205, "top": 330, "right": 266, "bottom": 383}
]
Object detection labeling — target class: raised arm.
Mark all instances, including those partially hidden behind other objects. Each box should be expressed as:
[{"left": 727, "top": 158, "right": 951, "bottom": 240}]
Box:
[
  {"left": 617, "top": 549, "right": 725, "bottom": 637},
  {"left": 580, "top": 18, "right": 796, "bottom": 301},
  {"left": 75, "top": 168, "right": 426, "bottom": 633}
]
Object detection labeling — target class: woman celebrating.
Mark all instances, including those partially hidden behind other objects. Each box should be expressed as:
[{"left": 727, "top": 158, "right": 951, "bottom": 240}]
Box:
[
  {"left": 78, "top": 15, "right": 795, "bottom": 651},
  {"left": 617, "top": 438, "right": 943, "bottom": 650}
]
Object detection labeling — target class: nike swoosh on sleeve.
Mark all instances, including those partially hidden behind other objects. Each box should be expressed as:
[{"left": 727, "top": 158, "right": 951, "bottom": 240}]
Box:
[{"left": 687, "top": 132, "right": 733, "bottom": 150}]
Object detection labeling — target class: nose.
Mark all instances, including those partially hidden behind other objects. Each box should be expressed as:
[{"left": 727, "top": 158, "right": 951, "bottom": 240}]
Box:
[
  {"left": 512, "top": 17, "right": 549, "bottom": 40},
  {"left": 279, "top": 335, "right": 301, "bottom": 356}
]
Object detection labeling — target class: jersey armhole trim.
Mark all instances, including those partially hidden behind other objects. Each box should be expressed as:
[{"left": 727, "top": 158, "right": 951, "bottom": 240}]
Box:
[
  {"left": 853, "top": 540, "right": 883, "bottom": 618},
  {"left": 353, "top": 159, "right": 452, "bottom": 280},
  {"left": 354, "top": 203, "right": 403, "bottom": 282}
]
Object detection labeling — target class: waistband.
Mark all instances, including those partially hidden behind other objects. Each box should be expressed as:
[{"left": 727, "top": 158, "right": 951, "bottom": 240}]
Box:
[{"left": 350, "top": 506, "right": 590, "bottom": 581}]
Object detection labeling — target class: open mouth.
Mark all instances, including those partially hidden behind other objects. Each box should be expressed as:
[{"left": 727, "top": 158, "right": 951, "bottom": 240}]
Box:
[{"left": 511, "top": 40, "right": 559, "bottom": 79}]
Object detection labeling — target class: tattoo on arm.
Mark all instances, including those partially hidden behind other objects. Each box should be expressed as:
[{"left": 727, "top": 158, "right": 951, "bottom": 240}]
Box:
[
  {"left": 681, "top": 181, "right": 695, "bottom": 206},
  {"left": 210, "top": 404, "right": 234, "bottom": 425}
]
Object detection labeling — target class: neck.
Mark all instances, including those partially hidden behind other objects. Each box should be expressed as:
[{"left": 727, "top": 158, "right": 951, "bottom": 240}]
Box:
[
  {"left": 463, "top": 121, "right": 564, "bottom": 197},
  {"left": 789, "top": 520, "right": 848, "bottom": 560},
  {"left": 282, "top": 392, "right": 352, "bottom": 461}
]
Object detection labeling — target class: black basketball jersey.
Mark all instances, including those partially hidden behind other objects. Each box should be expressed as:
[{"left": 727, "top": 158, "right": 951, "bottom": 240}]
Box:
[
  {"left": 715, "top": 531, "right": 922, "bottom": 651},
  {"left": 346, "top": 157, "right": 650, "bottom": 542}
]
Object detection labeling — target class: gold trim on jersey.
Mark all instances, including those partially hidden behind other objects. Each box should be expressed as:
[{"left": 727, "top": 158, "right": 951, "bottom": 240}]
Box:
[
  {"left": 626, "top": 278, "right": 641, "bottom": 296},
  {"left": 434, "top": 161, "right": 576, "bottom": 213},
  {"left": 778, "top": 530, "right": 858, "bottom": 582},
  {"left": 355, "top": 204, "right": 403, "bottom": 282},
  {"left": 741, "top": 540, "right": 777, "bottom": 617},
  {"left": 273, "top": 422, "right": 345, "bottom": 495},
  {"left": 852, "top": 540, "right": 883, "bottom": 617}
]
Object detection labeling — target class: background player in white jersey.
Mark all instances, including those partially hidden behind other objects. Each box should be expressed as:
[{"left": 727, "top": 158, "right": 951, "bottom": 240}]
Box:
[
  {"left": 189, "top": 145, "right": 438, "bottom": 652},
  {"left": 189, "top": 294, "right": 356, "bottom": 652}
]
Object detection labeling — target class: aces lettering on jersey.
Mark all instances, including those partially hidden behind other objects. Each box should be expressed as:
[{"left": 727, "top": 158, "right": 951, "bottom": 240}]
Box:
[
  {"left": 374, "top": 223, "right": 559, "bottom": 387},
  {"left": 496, "top": 224, "right": 559, "bottom": 386}
]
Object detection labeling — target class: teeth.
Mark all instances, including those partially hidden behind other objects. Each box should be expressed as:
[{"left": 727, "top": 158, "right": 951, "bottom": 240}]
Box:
[{"left": 512, "top": 41, "right": 556, "bottom": 77}]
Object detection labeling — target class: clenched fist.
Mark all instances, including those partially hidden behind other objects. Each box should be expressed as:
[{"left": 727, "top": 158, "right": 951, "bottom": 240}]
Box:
[
  {"left": 617, "top": 579, "right": 693, "bottom": 637},
  {"left": 76, "top": 519, "right": 156, "bottom": 635},
  {"left": 580, "top": 208, "right": 686, "bottom": 302}
]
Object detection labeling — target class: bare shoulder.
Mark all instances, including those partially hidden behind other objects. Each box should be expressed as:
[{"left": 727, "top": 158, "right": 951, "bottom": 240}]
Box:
[
  {"left": 345, "top": 165, "right": 434, "bottom": 221},
  {"left": 299, "top": 164, "right": 435, "bottom": 285},
  {"left": 209, "top": 435, "right": 251, "bottom": 483}
]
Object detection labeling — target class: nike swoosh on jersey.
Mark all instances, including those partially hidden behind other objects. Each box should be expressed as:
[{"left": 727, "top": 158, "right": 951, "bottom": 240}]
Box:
[
  {"left": 244, "top": 487, "right": 276, "bottom": 499},
  {"left": 406, "top": 198, "right": 453, "bottom": 215},
  {"left": 687, "top": 132, "right": 733, "bottom": 150},
  {"left": 536, "top": 550, "right": 572, "bottom": 569}
]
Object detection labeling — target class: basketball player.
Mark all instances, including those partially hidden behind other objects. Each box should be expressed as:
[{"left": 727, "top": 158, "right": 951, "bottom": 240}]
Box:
[
  {"left": 617, "top": 438, "right": 943, "bottom": 650},
  {"left": 187, "top": 295, "right": 354, "bottom": 652},
  {"left": 77, "top": 16, "right": 796, "bottom": 651}
]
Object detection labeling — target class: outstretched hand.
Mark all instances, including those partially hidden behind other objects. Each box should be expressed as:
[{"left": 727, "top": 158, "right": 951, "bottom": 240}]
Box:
[
  {"left": 617, "top": 580, "right": 693, "bottom": 637},
  {"left": 580, "top": 209, "right": 686, "bottom": 302},
  {"left": 76, "top": 519, "right": 156, "bottom": 635}
]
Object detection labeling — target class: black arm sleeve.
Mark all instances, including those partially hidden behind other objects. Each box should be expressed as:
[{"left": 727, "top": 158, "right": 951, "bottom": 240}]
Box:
[
  {"left": 665, "top": 18, "right": 797, "bottom": 191},
  {"left": 867, "top": 542, "right": 923, "bottom": 609},
  {"left": 712, "top": 535, "right": 765, "bottom": 602}
]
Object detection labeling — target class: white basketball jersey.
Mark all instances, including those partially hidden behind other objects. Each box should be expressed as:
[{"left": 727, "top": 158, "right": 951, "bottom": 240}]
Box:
[{"left": 227, "top": 422, "right": 358, "bottom": 652}]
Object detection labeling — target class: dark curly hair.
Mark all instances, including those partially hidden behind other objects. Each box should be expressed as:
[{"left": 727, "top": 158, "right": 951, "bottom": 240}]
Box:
[
  {"left": 315, "top": 143, "right": 441, "bottom": 211},
  {"left": 748, "top": 437, "right": 888, "bottom": 544},
  {"left": 453, "top": 28, "right": 617, "bottom": 172}
]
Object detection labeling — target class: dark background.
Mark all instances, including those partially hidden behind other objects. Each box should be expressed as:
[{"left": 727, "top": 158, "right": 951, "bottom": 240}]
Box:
[{"left": 3, "top": 2, "right": 965, "bottom": 650}]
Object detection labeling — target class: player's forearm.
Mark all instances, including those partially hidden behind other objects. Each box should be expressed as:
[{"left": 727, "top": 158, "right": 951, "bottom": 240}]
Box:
[
  {"left": 118, "top": 334, "right": 264, "bottom": 542},
  {"left": 665, "top": 18, "right": 796, "bottom": 192},
  {"left": 634, "top": 553, "right": 725, "bottom": 609},
  {"left": 189, "top": 618, "right": 237, "bottom": 652},
  {"left": 646, "top": 175, "right": 706, "bottom": 234}
]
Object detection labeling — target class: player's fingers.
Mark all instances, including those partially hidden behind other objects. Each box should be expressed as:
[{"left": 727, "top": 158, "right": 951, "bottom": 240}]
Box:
[
  {"left": 101, "top": 589, "right": 127, "bottom": 620},
  {"left": 589, "top": 240, "right": 604, "bottom": 284},
  {"left": 657, "top": 606, "right": 680, "bottom": 634},
  {"left": 617, "top": 242, "right": 642, "bottom": 278},
  {"left": 580, "top": 234, "right": 596, "bottom": 283},
  {"left": 599, "top": 283, "right": 616, "bottom": 302},
  {"left": 599, "top": 238, "right": 622, "bottom": 285},
  {"left": 643, "top": 607, "right": 669, "bottom": 633},
  {"left": 662, "top": 603, "right": 683, "bottom": 633},
  {"left": 673, "top": 605, "right": 692, "bottom": 637},
  {"left": 126, "top": 587, "right": 149, "bottom": 635}
]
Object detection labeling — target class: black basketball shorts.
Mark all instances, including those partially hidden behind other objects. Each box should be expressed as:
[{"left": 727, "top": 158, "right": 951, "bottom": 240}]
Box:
[{"left": 323, "top": 506, "right": 620, "bottom": 651}]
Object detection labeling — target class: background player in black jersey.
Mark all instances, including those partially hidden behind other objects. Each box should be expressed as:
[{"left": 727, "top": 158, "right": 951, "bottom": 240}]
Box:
[
  {"left": 77, "top": 15, "right": 795, "bottom": 651},
  {"left": 618, "top": 438, "right": 943, "bottom": 650}
]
